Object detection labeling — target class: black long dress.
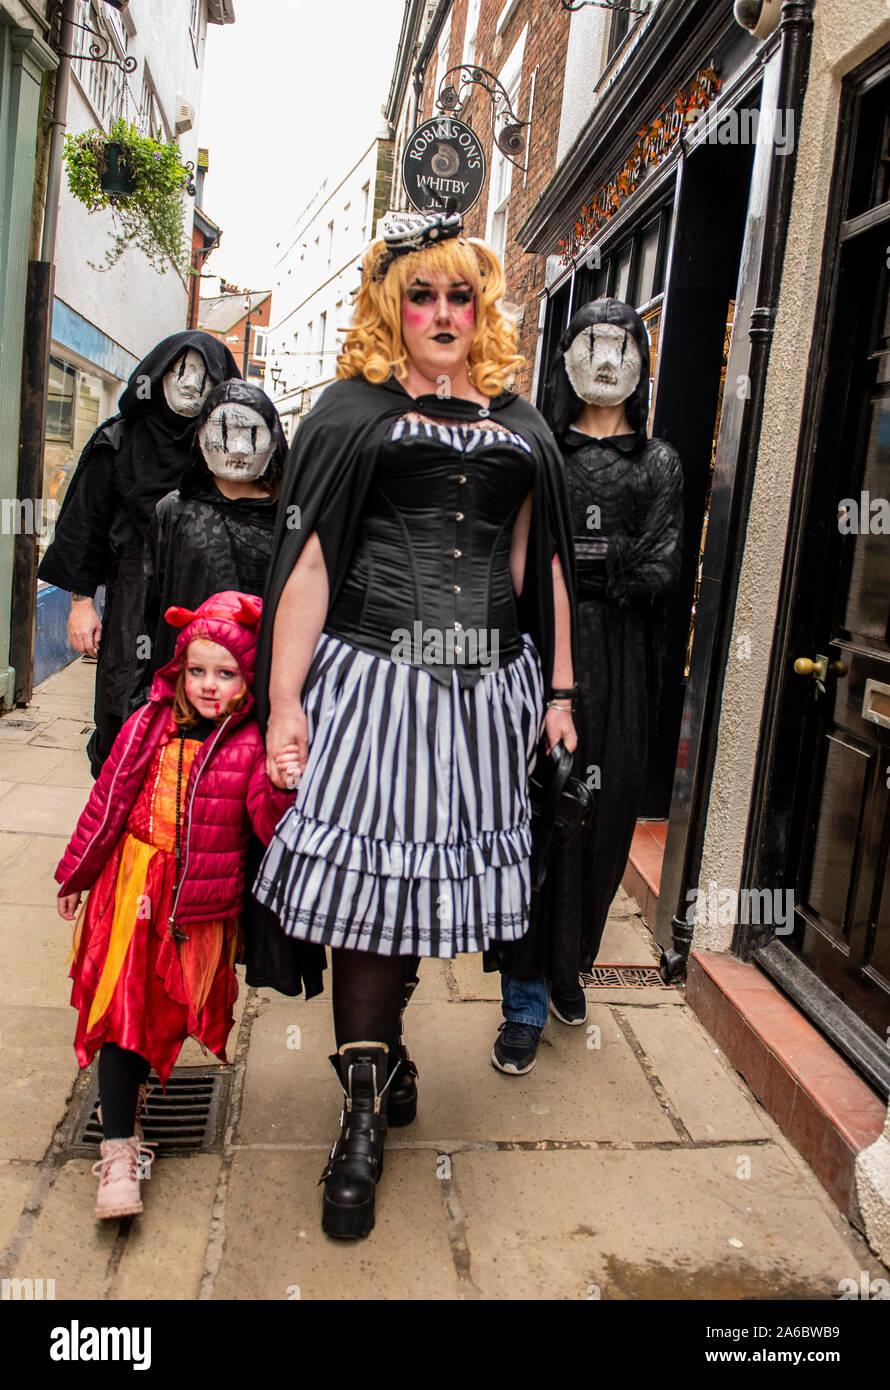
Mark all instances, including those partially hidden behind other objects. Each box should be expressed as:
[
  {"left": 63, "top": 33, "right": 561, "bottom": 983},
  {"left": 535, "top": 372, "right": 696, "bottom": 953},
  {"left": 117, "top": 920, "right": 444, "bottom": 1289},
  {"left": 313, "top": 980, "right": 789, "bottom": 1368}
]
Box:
[
  {"left": 37, "top": 331, "right": 240, "bottom": 777},
  {"left": 544, "top": 427, "right": 682, "bottom": 983}
]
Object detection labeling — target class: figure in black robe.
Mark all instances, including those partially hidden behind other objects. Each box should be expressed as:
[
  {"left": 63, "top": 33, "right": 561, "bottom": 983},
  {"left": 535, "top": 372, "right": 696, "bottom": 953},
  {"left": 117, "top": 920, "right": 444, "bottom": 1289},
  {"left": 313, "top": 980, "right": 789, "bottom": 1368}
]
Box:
[
  {"left": 133, "top": 379, "right": 325, "bottom": 999},
  {"left": 38, "top": 330, "right": 240, "bottom": 777},
  {"left": 493, "top": 298, "right": 682, "bottom": 985},
  {"left": 134, "top": 379, "right": 286, "bottom": 692}
]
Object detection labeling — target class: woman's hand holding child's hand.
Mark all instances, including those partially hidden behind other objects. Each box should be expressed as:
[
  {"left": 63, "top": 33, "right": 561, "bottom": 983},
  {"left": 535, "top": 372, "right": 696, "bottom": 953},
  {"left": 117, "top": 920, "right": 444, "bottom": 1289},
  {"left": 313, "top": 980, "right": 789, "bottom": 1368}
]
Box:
[
  {"left": 275, "top": 744, "right": 304, "bottom": 791},
  {"left": 266, "top": 705, "right": 309, "bottom": 789},
  {"left": 58, "top": 892, "right": 82, "bottom": 920}
]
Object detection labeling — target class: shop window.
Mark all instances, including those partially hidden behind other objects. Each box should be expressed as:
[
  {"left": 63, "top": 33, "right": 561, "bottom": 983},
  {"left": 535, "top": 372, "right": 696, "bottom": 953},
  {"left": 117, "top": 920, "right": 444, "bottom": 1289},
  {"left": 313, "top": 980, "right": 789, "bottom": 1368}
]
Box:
[
  {"left": 361, "top": 180, "right": 371, "bottom": 241},
  {"left": 190, "top": 0, "right": 203, "bottom": 58},
  {"left": 74, "top": 3, "right": 124, "bottom": 126},
  {"left": 607, "top": 8, "right": 631, "bottom": 62},
  {"left": 42, "top": 360, "right": 108, "bottom": 558},
  {"left": 46, "top": 358, "right": 75, "bottom": 443},
  {"left": 139, "top": 69, "right": 163, "bottom": 140},
  {"left": 611, "top": 243, "right": 633, "bottom": 301},
  {"left": 463, "top": 0, "right": 481, "bottom": 67},
  {"left": 636, "top": 217, "right": 662, "bottom": 309},
  {"left": 318, "top": 312, "right": 327, "bottom": 376}
]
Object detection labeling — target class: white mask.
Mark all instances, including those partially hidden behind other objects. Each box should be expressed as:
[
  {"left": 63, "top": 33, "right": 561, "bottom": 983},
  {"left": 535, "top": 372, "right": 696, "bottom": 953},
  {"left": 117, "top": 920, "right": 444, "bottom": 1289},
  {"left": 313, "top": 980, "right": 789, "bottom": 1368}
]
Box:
[
  {"left": 563, "top": 322, "right": 642, "bottom": 408},
  {"left": 163, "top": 348, "right": 212, "bottom": 416},
  {"left": 198, "top": 403, "right": 274, "bottom": 482}
]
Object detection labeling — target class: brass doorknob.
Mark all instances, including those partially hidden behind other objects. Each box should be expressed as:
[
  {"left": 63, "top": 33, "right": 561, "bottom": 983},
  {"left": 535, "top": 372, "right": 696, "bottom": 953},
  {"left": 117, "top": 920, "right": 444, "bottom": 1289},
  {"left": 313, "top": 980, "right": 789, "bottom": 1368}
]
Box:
[{"left": 793, "top": 655, "right": 849, "bottom": 679}]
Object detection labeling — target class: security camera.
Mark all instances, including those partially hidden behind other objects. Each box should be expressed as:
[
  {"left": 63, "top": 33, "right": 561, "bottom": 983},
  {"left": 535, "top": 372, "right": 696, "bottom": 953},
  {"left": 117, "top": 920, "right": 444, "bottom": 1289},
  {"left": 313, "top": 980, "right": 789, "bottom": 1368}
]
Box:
[{"left": 733, "top": 0, "right": 782, "bottom": 39}]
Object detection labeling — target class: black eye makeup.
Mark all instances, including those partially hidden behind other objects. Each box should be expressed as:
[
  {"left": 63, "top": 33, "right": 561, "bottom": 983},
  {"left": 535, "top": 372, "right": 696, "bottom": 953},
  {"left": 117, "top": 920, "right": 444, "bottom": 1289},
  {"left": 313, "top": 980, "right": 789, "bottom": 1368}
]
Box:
[{"left": 405, "top": 283, "right": 473, "bottom": 306}]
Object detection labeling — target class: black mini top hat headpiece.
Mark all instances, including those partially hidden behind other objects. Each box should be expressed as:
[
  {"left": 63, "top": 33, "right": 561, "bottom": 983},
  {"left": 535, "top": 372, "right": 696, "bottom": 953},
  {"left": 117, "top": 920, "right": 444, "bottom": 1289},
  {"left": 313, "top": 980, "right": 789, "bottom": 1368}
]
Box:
[{"left": 370, "top": 202, "right": 465, "bottom": 280}]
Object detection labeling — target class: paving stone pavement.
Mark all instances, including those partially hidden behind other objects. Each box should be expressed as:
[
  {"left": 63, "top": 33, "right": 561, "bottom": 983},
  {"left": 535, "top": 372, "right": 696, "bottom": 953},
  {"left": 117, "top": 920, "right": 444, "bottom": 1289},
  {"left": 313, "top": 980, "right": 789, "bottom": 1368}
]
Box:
[{"left": 0, "top": 659, "right": 885, "bottom": 1302}]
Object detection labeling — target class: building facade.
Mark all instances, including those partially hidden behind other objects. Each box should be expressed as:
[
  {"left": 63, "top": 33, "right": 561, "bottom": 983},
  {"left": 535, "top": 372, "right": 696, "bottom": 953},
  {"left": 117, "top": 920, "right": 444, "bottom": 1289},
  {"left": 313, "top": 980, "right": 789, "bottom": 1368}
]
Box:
[
  {"left": 384, "top": 0, "right": 890, "bottom": 1256},
  {"left": 24, "top": 0, "right": 234, "bottom": 693},
  {"left": 267, "top": 134, "right": 394, "bottom": 437},
  {"left": 0, "top": 2, "right": 57, "bottom": 707},
  {"left": 46, "top": 0, "right": 234, "bottom": 538},
  {"left": 199, "top": 287, "right": 271, "bottom": 386}
]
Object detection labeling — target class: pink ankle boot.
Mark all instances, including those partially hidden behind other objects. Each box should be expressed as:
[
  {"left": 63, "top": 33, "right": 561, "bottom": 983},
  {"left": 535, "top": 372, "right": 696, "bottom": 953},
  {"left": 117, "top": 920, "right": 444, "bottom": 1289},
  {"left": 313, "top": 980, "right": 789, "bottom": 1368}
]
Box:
[{"left": 92, "top": 1136, "right": 155, "bottom": 1219}]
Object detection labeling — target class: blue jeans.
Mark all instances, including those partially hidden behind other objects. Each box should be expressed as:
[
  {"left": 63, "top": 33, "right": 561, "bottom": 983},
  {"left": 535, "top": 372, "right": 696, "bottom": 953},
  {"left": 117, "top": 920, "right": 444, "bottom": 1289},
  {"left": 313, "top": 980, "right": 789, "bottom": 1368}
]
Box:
[{"left": 501, "top": 974, "right": 550, "bottom": 1030}]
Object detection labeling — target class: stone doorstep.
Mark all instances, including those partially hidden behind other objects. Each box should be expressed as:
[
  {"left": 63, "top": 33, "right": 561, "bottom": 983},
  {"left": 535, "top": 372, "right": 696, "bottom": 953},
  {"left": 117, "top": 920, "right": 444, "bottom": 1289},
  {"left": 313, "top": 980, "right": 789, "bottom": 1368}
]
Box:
[
  {"left": 621, "top": 823, "right": 664, "bottom": 927},
  {"left": 686, "top": 950, "right": 886, "bottom": 1226}
]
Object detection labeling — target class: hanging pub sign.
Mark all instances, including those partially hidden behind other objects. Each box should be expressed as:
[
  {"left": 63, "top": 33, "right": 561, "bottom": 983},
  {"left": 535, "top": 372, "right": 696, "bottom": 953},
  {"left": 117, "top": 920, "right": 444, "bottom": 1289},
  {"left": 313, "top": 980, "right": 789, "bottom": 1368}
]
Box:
[
  {"left": 402, "top": 116, "right": 486, "bottom": 215},
  {"left": 559, "top": 62, "right": 722, "bottom": 265}
]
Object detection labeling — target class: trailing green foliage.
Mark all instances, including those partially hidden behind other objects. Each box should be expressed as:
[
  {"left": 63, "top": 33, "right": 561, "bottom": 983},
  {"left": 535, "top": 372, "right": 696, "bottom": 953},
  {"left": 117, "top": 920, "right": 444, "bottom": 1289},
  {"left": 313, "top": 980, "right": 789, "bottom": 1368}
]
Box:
[{"left": 63, "top": 117, "right": 193, "bottom": 277}]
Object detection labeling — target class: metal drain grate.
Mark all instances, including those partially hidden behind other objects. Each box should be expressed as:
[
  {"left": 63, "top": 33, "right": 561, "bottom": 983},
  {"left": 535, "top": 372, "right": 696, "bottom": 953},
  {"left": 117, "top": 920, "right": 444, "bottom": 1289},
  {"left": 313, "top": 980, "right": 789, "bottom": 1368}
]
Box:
[
  {"left": 67, "top": 1067, "right": 231, "bottom": 1157},
  {"left": 581, "top": 964, "right": 672, "bottom": 988}
]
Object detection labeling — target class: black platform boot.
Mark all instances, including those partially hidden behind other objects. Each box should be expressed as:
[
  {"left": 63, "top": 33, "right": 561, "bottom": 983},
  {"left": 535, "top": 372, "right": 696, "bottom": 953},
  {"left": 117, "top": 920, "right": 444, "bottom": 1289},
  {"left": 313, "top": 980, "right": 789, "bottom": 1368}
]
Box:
[
  {"left": 387, "top": 977, "right": 419, "bottom": 1127},
  {"left": 320, "top": 1041, "right": 392, "bottom": 1239}
]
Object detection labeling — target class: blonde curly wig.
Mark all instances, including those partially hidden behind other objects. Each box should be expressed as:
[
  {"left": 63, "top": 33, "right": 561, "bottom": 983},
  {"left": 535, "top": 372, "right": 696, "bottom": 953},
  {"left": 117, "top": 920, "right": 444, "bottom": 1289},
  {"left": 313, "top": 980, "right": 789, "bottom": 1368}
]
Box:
[{"left": 336, "top": 235, "right": 524, "bottom": 397}]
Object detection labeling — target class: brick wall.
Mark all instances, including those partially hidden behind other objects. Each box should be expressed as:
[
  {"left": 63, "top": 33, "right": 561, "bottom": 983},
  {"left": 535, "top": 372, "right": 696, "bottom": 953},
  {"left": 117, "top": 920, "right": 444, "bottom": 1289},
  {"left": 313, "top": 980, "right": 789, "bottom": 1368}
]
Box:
[{"left": 415, "top": 0, "right": 572, "bottom": 399}]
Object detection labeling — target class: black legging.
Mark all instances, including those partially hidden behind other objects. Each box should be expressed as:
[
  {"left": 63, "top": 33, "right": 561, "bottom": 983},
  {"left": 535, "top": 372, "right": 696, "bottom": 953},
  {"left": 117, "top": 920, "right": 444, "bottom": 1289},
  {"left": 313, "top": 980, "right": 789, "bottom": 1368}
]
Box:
[
  {"left": 331, "top": 949, "right": 420, "bottom": 1049},
  {"left": 98, "top": 1042, "right": 151, "bottom": 1139}
]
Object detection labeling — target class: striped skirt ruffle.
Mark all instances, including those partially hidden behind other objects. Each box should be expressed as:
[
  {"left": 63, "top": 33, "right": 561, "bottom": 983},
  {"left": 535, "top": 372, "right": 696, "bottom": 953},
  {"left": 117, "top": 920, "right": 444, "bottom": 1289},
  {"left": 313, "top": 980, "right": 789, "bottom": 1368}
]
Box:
[{"left": 254, "top": 632, "right": 544, "bottom": 957}]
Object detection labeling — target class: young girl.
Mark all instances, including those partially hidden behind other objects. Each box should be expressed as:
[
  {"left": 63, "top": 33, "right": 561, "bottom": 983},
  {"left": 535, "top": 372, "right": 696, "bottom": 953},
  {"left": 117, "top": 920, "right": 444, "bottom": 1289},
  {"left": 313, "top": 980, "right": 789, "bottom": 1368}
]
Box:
[{"left": 56, "top": 590, "right": 295, "bottom": 1220}]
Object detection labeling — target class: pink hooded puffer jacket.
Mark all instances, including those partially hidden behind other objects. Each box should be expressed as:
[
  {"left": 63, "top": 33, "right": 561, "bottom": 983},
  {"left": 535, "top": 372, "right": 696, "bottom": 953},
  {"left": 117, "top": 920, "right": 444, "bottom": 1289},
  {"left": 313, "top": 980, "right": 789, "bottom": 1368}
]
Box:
[{"left": 56, "top": 591, "right": 292, "bottom": 926}]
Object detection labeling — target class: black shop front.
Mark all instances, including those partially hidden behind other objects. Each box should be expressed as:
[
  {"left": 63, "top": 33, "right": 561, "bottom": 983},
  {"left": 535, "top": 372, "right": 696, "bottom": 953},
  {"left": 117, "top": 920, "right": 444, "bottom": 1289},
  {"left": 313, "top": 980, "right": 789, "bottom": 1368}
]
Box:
[{"left": 516, "top": 0, "right": 813, "bottom": 970}]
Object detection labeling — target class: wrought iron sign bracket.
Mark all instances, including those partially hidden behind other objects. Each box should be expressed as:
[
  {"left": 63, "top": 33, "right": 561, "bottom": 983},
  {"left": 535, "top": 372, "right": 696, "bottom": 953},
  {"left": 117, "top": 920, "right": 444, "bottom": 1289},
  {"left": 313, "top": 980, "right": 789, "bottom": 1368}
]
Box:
[
  {"left": 436, "top": 65, "right": 529, "bottom": 172},
  {"left": 58, "top": 19, "right": 137, "bottom": 74},
  {"left": 560, "top": 1, "right": 650, "bottom": 13}
]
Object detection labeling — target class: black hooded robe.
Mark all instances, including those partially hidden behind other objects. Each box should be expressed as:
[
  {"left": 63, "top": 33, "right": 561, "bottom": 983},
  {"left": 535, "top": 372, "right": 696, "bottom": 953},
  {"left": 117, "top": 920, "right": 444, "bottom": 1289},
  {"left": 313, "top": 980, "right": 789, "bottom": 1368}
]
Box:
[
  {"left": 38, "top": 331, "right": 240, "bottom": 777},
  {"left": 133, "top": 379, "right": 288, "bottom": 698},
  {"left": 500, "top": 298, "right": 683, "bottom": 984}
]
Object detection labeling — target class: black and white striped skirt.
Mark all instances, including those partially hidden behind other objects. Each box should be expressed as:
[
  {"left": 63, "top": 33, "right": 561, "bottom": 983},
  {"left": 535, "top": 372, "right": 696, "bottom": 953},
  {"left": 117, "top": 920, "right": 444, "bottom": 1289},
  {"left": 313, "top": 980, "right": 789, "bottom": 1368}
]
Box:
[{"left": 254, "top": 631, "right": 544, "bottom": 957}]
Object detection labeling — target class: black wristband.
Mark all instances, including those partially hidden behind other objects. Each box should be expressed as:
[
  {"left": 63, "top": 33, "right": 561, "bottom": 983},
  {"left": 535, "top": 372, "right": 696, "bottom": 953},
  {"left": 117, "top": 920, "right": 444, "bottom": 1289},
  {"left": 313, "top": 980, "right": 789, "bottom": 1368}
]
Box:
[{"left": 549, "top": 684, "right": 579, "bottom": 700}]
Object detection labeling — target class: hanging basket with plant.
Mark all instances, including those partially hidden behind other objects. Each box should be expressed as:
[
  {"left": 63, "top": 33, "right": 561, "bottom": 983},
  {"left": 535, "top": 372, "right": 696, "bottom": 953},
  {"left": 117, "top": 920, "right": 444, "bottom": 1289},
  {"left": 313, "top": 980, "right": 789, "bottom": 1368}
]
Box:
[{"left": 63, "top": 116, "right": 196, "bottom": 278}]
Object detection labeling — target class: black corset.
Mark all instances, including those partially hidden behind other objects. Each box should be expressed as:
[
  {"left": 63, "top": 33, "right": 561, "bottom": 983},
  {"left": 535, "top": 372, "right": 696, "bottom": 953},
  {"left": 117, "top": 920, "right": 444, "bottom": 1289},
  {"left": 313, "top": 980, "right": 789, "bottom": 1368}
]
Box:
[{"left": 325, "top": 412, "right": 537, "bottom": 686}]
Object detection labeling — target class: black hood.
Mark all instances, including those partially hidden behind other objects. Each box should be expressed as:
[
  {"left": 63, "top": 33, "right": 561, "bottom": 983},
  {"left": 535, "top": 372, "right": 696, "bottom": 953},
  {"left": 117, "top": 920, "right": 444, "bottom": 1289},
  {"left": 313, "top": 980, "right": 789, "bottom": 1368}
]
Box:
[
  {"left": 117, "top": 329, "right": 241, "bottom": 417},
  {"left": 180, "top": 379, "right": 287, "bottom": 498},
  {"left": 548, "top": 298, "right": 651, "bottom": 448}
]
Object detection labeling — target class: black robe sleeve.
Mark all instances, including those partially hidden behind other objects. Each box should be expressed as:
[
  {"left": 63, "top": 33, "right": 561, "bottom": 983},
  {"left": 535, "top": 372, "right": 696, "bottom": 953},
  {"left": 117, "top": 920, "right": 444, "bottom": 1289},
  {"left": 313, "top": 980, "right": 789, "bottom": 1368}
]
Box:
[
  {"left": 38, "top": 424, "right": 120, "bottom": 595},
  {"left": 605, "top": 442, "right": 683, "bottom": 606},
  {"left": 129, "top": 497, "right": 170, "bottom": 708}
]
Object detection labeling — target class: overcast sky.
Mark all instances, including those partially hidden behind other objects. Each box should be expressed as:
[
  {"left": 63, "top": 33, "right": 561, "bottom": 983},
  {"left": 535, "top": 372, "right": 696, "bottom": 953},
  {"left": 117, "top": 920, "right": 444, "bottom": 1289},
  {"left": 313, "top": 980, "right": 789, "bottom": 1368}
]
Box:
[{"left": 197, "top": 0, "right": 406, "bottom": 295}]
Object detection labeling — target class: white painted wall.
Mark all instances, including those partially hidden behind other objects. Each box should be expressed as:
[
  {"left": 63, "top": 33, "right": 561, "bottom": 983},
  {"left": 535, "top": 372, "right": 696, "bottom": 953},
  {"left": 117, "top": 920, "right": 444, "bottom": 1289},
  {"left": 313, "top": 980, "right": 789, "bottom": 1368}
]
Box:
[
  {"left": 555, "top": 5, "right": 609, "bottom": 164},
  {"left": 54, "top": 0, "right": 216, "bottom": 363},
  {"left": 268, "top": 135, "right": 390, "bottom": 433}
]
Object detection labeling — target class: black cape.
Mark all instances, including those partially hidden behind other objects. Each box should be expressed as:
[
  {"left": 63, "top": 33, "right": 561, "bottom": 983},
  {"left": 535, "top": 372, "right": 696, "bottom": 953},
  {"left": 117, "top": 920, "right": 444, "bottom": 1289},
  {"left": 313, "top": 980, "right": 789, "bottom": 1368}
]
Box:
[
  {"left": 38, "top": 330, "right": 240, "bottom": 776},
  {"left": 255, "top": 375, "right": 577, "bottom": 730}
]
